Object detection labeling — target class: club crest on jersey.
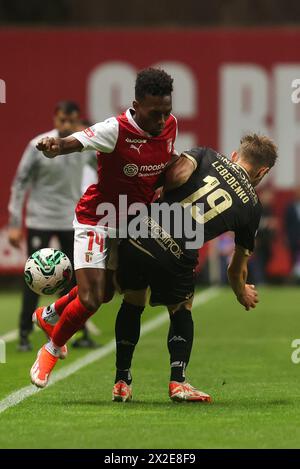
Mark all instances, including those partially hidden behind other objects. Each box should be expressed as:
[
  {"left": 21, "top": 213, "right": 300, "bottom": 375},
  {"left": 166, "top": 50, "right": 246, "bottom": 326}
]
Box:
[
  {"left": 84, "top": 127, "right": 95, "bottom": 138},
  {"left": 85, "top": 251, "right": 93, "bottom": 263},
  {"left": 167, "top": 138, "right": 173, "bottom": 153},
  {"left": 123, "top": 163, "right": 139, "bottom": 177}
]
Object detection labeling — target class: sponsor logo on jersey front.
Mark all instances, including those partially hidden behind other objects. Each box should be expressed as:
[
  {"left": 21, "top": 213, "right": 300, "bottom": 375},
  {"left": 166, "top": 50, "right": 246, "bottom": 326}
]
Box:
[
  {"left": 130, "top": 143, "right": 143, "bottom": 154},
  {"left": 123, "top": 164, "right": 139, "bottom": 177},
  {"left": 140, "top": 162, "right": 167, "bottom": 173},
  {"left": 123, "top": 162, "right": 167, "bottom": 177},
  {"left": 125, "top": 138, "right": 147, "bottom": 144}
]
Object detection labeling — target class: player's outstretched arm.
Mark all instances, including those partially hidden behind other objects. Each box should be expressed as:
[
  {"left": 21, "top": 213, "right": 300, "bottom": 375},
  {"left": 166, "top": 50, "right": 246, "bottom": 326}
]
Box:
[
  {"left": 227, "top": 245, "right": 259, "bottom": 311},
  {"left": 36, "top": 136, "right": 83, "bottom": 158}
]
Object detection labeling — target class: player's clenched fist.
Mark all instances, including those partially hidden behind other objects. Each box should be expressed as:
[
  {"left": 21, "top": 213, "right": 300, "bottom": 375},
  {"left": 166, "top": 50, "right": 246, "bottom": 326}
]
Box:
[
  {"left": 237, "top": 284, "right": 259, "bottom": 311},
  {"left": 36, "top": 137, "right": 62, "bottom": 158}
]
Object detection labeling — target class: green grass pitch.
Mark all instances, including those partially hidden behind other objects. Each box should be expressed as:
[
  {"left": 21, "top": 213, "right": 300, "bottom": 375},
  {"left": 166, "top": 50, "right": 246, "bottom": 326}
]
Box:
[{"left": 0, "top": 286, "right": 300, "bottom": 449}]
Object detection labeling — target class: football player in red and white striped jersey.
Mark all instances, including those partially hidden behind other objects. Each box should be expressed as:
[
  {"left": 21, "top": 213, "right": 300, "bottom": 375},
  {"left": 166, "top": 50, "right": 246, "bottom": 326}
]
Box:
[{"left": 30, "top": 68, "right": 178, "bottom": 388}]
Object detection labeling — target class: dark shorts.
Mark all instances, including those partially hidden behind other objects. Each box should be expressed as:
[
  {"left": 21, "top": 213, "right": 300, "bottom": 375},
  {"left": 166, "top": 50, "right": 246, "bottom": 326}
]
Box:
[{"left": 117, "top": 240, "right": 195, "bottom": 306}]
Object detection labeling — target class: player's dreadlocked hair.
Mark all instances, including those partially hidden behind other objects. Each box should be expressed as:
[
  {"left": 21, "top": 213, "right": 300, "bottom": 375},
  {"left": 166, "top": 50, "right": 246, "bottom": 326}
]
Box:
[
  {"left": 239, "top": 133, "right": 278, "bottom": 169},
  {"left": 135, "top": 67, "right": 173, "bottom": 100}
]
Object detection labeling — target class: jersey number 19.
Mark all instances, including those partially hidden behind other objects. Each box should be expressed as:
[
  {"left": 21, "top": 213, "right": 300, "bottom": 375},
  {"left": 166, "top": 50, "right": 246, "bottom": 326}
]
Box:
[{"left": 180, "top": 176, "right": 232, "bottom": 224}]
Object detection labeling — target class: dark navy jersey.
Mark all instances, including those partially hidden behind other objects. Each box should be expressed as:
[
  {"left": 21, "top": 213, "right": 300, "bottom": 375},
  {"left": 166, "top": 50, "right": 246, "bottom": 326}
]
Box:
[{"left": 131, "top": 147, "right": 262, "bottom": 272}]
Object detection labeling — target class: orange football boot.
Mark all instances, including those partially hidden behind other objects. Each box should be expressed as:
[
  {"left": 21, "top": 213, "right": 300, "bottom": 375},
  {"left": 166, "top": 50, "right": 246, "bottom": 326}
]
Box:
[
  {"left": 30, "top": 344, "right": 59, "bottom": 388},
  {"left": 169, "top": 381, "right": 212, "bottom": 403},
  {"left": 32, "top": 307, "right": 68, "bottom": 359},
  {"left": 112, "top": 380, "right": 132, "bottom": 402}
]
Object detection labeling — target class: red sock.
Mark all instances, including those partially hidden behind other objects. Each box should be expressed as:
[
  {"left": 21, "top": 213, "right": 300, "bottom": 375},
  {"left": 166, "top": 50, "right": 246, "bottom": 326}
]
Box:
[
  {"left": 52, "top": 295, "right": 93, "bottom": 347},
  {"left": 54, "top": 286, "right": 78, "bottom": 316}
]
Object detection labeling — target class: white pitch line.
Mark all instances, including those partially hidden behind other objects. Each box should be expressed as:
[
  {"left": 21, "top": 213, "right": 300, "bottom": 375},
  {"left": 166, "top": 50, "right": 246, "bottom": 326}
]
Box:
[
  {"left": 0, "top": 287, "right": 220, "bottom": 415},
  {"left": 0, "top": 329, "right": 19, "bottom": 343},
  {"left": 0, "top": 320, "right": 101, "bottom": 344}
]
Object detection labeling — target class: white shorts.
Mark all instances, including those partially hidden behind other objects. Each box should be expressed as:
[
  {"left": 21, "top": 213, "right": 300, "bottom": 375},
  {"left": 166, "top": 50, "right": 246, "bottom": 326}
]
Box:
[{"left": 73, "top": 219, "right": 119, "bottom": 271}]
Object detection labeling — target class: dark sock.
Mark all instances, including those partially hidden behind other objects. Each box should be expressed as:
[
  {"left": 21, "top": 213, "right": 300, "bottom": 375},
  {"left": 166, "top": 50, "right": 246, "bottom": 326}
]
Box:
[
  {"left": 115, "top": 369, "right": 132, "bottom": 385},
  {"left": 167, "top": 306, "right": 194, "bottom": 383},
  {"left": 115, "top": 301, "right": 144, "bottom": 385}
]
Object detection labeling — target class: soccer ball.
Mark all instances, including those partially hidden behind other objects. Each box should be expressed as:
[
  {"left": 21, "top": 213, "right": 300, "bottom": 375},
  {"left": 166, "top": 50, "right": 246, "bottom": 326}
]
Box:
[{"left": 24, "top": 248, "right": 73, "bottom": 295}]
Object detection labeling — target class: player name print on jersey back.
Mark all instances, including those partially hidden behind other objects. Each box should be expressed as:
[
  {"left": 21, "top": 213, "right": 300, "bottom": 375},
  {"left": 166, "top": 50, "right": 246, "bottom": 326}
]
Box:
[
  {"left": 134, "top": 147, "right": 262, "bottom": 273},
  {"left": 73, "top": 108, "right": 177, "bottom": 227}
]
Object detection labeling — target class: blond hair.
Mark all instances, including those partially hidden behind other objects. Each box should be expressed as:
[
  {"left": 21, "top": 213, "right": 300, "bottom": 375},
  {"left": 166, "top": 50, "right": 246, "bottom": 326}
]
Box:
[{"left": 239, "top": 134, "right": 278, "bottom": 169}]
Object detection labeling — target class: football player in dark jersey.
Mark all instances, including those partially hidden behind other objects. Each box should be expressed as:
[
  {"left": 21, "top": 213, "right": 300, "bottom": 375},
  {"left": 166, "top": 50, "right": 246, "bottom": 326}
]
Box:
[{"left": 113, "top": 134, "right": 278, "bottom": 402}]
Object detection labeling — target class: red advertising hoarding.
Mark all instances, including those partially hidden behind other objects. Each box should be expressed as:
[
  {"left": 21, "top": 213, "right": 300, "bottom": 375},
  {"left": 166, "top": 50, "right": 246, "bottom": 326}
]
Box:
[{"left": 0, "top": 28, "right": 299, "bottom": 272}]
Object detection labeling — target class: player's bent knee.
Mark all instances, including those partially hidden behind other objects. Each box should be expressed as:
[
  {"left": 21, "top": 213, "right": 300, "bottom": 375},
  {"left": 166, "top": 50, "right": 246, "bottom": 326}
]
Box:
[
  {"left": 78, "top": 291, "right": 103, "bottom": 313},
  {"left": 124, "top": 289, "right": 147, "bottom": 307},
  {"left": 168, "top": 301, "right": 193, "bottom": 315}
]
